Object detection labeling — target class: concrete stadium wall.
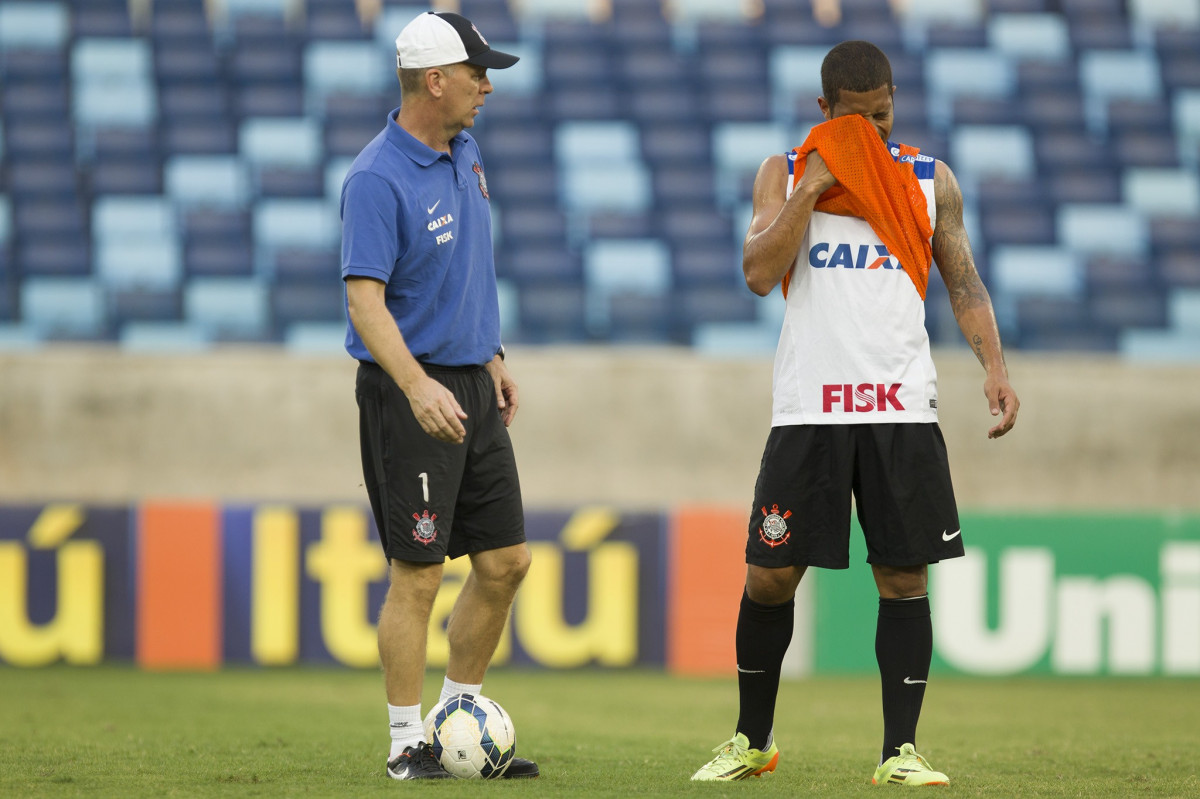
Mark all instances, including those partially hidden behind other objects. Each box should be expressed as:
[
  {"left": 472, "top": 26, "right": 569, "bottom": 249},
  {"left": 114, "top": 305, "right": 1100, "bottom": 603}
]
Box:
[{"left": 0, "top": 347, "right": 1197, "bottom": 511}]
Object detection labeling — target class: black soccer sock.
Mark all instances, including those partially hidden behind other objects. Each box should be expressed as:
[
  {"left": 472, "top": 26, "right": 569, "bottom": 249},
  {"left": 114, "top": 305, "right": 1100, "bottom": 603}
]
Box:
[
  {"left": 876, "top": 594, "right": 932, "bottom": 762},
  {"left": 734, "top": 590, "right": 795, "bottom": 751}
]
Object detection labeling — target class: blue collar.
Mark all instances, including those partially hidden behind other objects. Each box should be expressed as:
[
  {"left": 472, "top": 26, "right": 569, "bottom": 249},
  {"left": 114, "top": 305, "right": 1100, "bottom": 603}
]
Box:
[{"left": 384, "top": 109, "right": 469, "bottom": 167}]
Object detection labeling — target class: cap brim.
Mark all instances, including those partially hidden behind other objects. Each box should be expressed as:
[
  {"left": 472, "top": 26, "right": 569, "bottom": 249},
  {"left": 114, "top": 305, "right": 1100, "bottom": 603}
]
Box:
[{"left": 464, "top": 49, "right": 519, "bottom": 69}]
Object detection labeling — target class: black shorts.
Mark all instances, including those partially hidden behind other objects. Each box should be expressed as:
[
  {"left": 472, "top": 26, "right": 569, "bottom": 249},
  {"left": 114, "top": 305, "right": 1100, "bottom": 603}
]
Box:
[
  {"left": 747, "top": 424, "right": 962, "bottom": 569},
  {"left": 356, "top": 361, "right": 525, "bottom": 563}
]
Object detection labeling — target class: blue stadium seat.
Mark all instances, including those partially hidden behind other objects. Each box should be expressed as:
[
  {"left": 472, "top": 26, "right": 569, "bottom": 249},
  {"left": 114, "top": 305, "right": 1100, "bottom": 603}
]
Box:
[
  {"left": 2, "top": 82, "right": 70, "bottom": 118},
  {"left": 303, "top": 41, "right": 386, "bottom": 114},
  {"left": 1090, "top": 287, "right": 1168, "bottom": 329},
  {"left": 640, "top": 124, "right": 711, "bottom": 166},
  {"left": 225, "top": 33, "right": 297, "bottom": 79},
  {"left": 252, "top": 198, "right": 339, "bottom": 270},
  {"left": 979, "top": 202, "right": 1057, "bottom": 246},
  {"left": 119, "top": 321, "right": 212, "bottom": 352},
  {"left": 109, "top": 288, "right": 182, "bottom": 325},
  {"left": 185, "top": 241, "right": 255, "bottom": 278},
  {"left": 988, "top": 13, "right": 1071, "bottom": 60},
  {"left": 159, "top": 86, "right": 230, "bottom": 120},
  {"left": 584, "top": 239, "right": 671, "bottom": 297},
  {"left": 516, "top": 284, "right": 588, "bottom": 342},
  {"left": 0, "top": 2, "right": 69, "bottom": 51},
  {"left": 3, "top": 120, "right": 72, "bottom": 157},
  {"left": 559, "top": 163, "right": 653, "bottom": 214},
  {"left": 1024, "top": 89, "right": 1088, "bottom": 131},
  {"left": 73, "top": 82, "right": 157, "bottom": 129},
  {"left": 606, "top": 292, "right": 674, "bottom": 342},
  {"left": 0, "top": 197, "right": 10, "bottom": 247},
  {"left": 165, "top": 156, "right": 251, "bottom": 209},
  {"left": 1044, "top": 170, "right": 1121, "bottom": 204},
  {"left": 239, "top": 117, "right": 323, "bottom": 167},
  {"left": 21, "top": 277, "right": 105, "bottom": 336},
  {"left": 1123, "top": 168, "right": 1200, "bottom": 217},
  {"left": 652, "top": 166, "right": 718, "bottom": 207},
  {"left": 271, "top": 281, "right": 345, "bottom": 330},
  {"left": 924, "top": 49, "right": 1015, "bottom": 128},
  {"left": 712, "top": 122, "right": 789, "bottom": 206},
  {"left": 1133, "top": 0, "right": 1200, "bottom": 28},
  {"left": 1175, "top": 90, "right": 1200, "bottom": 166},
  {"left": 184, "top": 277, "right": 270, "bottom": 338},
  {"left": 498, "top": 244, "right": 581, "bottom": 286},
  {"left": 18, "top": 240, "right": 91, "bottom": 277},
  {"left": 1057, "top": 203, "right": 1150, "bottom": 257},
  {"left": 555, "top": 121, "right": 642, "bottom": 166},
  {"left": 154, "top": 47, "right": 222, "bottom": 85},
  {"left": 769, "top": 46, "right": 828, "bottom": 122},
  {"left": 949, "top": 125, "right": 1036, "bottom": 183},
  {"left": 163, "top": 120, "right": 238, "bottom": 155},
  {"left": 901, "top": 0, "right": 985, "bottom": 26},
  {"left": 672, "top": 244, "right": 740, "bottom": 288},
  {"left": 71, "top": 37, "right": 153, "bottom": 84},
  {"left": 96, "top": 239, "right": 182, "bottom": 291},
  {"left": 1079, "top": 50, "right": 1162, "bottom": 132},
  {"left": 1115, "top": 130, "right": 1181, "bottom": 168},
  {"left": 93, "top": 195, "right": 176, "bottom": 242},
  {"left": 233, "top": 85, "right": 305, "bottom": 118},
  {"left": 89, "top": 160, "right": 163, "bottom": 195},
  {"left": 283, "top": 321, "right": 347, "bottom": 354},
  {"left": 992, "top": 246, "right": 1083, "bottom": 298}
]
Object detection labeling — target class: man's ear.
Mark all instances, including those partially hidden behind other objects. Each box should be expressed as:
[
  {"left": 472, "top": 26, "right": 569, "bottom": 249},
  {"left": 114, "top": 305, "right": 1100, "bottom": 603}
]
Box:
[{"left": 817, "top": 96, "right": 831, "bottom": 120}]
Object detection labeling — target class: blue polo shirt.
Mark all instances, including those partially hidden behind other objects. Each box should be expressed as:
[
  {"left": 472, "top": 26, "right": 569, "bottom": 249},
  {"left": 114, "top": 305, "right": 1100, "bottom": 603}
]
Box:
[{"left": 340, "top": 109, "right": 501, "bottom": 366}]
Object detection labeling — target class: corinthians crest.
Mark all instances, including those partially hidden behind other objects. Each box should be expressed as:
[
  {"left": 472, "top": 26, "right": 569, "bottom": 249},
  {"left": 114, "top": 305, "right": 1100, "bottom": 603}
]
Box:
[
  {"left": 412, "top": 509, "right": 438, "bottom": 545},
  {"left": 472, "top": 161, "right": 489, "bottom": 199},
  {"left": 758, "top": 504, "right": 792, "bottom": 548}
]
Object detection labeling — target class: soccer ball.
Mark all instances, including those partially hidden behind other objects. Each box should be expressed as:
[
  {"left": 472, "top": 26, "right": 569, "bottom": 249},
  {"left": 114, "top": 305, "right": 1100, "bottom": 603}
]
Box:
[{"left": 423, "top": 693, "right": 516, "bottom": 779}]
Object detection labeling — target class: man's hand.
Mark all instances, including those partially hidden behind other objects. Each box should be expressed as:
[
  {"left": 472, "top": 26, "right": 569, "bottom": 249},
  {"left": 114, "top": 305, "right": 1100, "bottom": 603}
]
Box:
[
  {"left": 984, "top": 374, "right": 1019, "bottom": 439},
  {"left": 486, "top": 355, "right": 519, "bottom": 427},
  {"left": 798, "top": 150, "right": 838, "bottom": 196},
  {"left": 405, "top": 374, "right": 468, "bottom": 444}
]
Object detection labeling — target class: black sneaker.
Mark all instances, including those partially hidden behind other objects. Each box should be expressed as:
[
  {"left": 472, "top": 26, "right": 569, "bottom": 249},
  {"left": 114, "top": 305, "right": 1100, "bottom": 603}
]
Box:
[
  {"left": 386, "top": 742, "right": 453, "bottom": 780},
  {"left": 501, "top": 756, "right": 540, "bottom": 778}
]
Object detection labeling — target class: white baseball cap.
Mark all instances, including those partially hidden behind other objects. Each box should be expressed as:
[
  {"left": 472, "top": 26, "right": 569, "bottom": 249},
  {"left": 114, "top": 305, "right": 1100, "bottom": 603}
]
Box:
[{"left": 395, "top": 12, "right": 519, "bottom": 70}]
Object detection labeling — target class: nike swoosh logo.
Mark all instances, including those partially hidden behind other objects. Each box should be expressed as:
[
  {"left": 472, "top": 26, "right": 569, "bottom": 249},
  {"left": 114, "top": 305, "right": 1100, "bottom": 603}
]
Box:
[
  {"left": 942, "top": 529, "right": 961, "bottom": 541},
  {"left": 427, "top": 200, "right": 441, "bottom": 214},
  {"left": 904, "top": 677, "right": 927, "bottom": 684},
  {"left": 737, "top": 666, "right": 767, "bottom": 674}
]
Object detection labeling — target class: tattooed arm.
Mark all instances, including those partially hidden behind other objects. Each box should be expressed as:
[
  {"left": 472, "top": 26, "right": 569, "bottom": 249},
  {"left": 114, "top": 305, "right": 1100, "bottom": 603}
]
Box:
[{"left": 932, "top": 159, "right": 1020, "bottom": 439}]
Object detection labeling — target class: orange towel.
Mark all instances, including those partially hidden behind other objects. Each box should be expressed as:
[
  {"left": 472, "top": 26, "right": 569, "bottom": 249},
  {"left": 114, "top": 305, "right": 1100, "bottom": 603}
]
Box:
[{"left": 785, "top": 114, "right": 934, "bottom": 299}]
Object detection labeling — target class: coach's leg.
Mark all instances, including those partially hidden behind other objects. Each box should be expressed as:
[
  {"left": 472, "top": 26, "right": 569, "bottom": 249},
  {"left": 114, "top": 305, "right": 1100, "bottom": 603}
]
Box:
[
  {"left": 872, "top": 563, "right": 931, "bottom": 761},
  {"left": 379, "top": 558, "right": 444, "bottom": 705},
  {"left": 445, "top": 543, "right": 531, "bottom": 683}
]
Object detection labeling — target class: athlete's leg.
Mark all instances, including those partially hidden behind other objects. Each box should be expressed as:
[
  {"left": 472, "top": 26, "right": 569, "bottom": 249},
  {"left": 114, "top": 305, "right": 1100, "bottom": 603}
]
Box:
[
  {"left": 735, "top": 564, "right": 806, "bottom": 750},
  {"left": 871, "top": 563, "right": 931, "bottom": 762}
]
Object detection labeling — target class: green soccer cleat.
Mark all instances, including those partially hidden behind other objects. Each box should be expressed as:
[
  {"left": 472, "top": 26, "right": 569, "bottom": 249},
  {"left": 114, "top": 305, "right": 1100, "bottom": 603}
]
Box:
[
  {"left": 690, "top": 732, "right": 779, "bottom": 781},
  {"left": 872, "top": 743, "right": 949, "bottom": 787}
]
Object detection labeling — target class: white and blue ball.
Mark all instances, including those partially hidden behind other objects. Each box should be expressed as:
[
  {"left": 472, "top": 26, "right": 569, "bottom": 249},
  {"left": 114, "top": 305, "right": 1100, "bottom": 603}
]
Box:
[{"left": 422, "top": 693, "right": 516, "bottom": 779}]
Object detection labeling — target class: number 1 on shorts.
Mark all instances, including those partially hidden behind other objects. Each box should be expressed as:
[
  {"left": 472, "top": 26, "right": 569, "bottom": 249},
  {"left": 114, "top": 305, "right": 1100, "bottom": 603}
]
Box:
[{"left": 419, "top": 472, "right": 429, "bottom": 503}]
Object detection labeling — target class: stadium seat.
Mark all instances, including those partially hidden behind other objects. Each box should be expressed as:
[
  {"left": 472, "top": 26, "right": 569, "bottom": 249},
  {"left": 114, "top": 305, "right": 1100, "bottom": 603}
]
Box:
[
  {"left": 184, "top": 277, "right": 270, "bottom": 338},
  {"left": 20, "top": 277, "right": 105, "bottom": 336},
  {"left": 1129, "top": 0, "right": 1200, "bottom": 28},
  {"left": 924, "top": 49, "right": 1014, "bottom": 128},
  {"left": 559, "top": 163, "right": 653, "bottom": 214},
  {"left": 987, "top": 13, "right": 1071, "bottom": 60},
  {"left": 1079, "top": 50, "right": 1163, "bottom": 133},
  {"left": 283, "top": 321, "right": 347, "bottom": 354},
  {"left": 165, "top": 156, "right": 251, "bottom": 209},
  {"left": 950, "top": 125, "right": 1036, "bottom": 183},
  {"left": 712, "top": 122, "right": 790, "bottom": 206},
  {"left": 901, "top": 0, "right": 985, "bottom": 26},
  {"left": 516, "top": 284, "right": 588, "bottom": 343},
  {"left": 303, "top": 41, "right": 387, "bottom": 115},
  {"left": 252, "top": 199, "right": 339, "bottom": 268},
  {"left": 73, "top": 82, "right": 157, "bottom": 129},
  {"left": 89, "top": 159, "right": 164, "bottom": 195},
  {"left": 96, "top": 239, "right": 182, "bottom": 291},
  {"left": 769, "top": 46, "right": 830, "bottom": 121},
  {"left": 93, "top": 196, "right": 176, "bottom": 242},
  {"left": 119, "top": 321, "right": 212, "bottom": 352},
  {"left": 992, "top": 246, "right": 1083, "bottom": 298},
  {"left": 1057, "top": 204, "right": 1150, "bottom": 257},
  {"left": 554, "top": 121, "right": 641, "bottom": 166},
  {"left": 1174, "top": 90, "right": 1200, "bottom": 166},
  {"left": 692, "top": 320, "right": 780, "bottom": 356},
  {"left": 1123, "top": 168, "right": 1200, "bottom": 218},
  {"left": 1120, "top": 328, "right": 1200, "bottom": 361},
  {"left": 239, "top": 117, "right": 323, "bottom": 168},
  {"left": 0, "top": 2, "right": 69, "bottom": 51},
  {"left": 0, "top": 197, "right": 9, "bottom": 247}
]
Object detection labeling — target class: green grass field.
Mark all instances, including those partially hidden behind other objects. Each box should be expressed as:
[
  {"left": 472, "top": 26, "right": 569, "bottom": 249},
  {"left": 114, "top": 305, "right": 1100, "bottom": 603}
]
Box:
[{"left": 1, "top": 666, "right": 1196, "bottom": 798}]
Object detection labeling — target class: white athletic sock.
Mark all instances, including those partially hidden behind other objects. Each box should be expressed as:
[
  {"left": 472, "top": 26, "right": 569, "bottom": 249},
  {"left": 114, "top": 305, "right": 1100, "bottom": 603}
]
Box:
[
  {"left": 388, "top": 703, "right": 424, "bottom": 759},
  {"left": 440, "top": 677, "right": 483, "bottom": 706}
]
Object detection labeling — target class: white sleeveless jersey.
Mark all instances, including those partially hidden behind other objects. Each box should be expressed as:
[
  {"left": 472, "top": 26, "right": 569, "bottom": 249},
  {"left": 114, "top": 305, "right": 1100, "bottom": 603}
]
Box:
[{"left": 772, "top": 146, "right": 939, "bottom": 426}]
